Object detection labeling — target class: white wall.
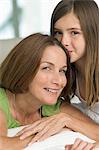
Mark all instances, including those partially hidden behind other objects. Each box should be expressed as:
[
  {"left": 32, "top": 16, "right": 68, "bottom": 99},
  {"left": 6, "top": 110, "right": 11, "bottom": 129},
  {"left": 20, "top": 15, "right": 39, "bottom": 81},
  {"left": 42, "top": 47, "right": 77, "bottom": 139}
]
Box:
[{"left": 0, "top": 0, "right": 98, "bottom": 39}]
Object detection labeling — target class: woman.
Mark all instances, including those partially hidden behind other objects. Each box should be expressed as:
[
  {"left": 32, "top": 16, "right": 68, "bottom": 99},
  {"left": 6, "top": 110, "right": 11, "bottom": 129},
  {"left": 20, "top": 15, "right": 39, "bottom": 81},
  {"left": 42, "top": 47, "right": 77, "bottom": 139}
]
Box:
[
  {"left": 18, "top": 0, "right": 99, "bottom": 149},
  {"left": 0, "top": 33, "right": 70, "bottom": 150}
]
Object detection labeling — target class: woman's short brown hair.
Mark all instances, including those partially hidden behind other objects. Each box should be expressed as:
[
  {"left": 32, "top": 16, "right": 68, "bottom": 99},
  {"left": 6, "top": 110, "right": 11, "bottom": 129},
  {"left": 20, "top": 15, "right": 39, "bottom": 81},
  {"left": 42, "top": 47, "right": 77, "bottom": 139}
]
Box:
[{"left": 0, "top": 33, "right": 71, "bottom": 100}]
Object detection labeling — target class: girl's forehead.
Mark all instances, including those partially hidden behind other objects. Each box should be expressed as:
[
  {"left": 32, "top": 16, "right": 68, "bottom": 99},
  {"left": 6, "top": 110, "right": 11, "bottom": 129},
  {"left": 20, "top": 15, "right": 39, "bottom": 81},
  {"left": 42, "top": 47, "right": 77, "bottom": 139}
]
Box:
[{"left": 55, "top": 12, "right": 81, "bottom": 28}]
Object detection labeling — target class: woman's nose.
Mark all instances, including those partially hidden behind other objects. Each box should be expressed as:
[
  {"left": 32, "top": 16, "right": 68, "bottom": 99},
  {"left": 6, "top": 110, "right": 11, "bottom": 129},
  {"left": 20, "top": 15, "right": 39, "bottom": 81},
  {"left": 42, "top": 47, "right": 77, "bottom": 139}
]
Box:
[{"left": 52, "top": 72, "right": 65, "bottom": 86}]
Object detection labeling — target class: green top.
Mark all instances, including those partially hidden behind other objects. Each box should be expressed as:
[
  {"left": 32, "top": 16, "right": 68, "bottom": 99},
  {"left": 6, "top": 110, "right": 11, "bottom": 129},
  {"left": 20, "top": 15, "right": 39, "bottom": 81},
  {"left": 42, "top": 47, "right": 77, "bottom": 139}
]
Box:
[
  {"left": 0, "top": 88, "right": 61, "bottom": 129},
  {"left": 42, "top": 101, "right": 61, "bottom": 116},
  {"left": 0, "top": 88, "right": 20, "bottom": 128}
]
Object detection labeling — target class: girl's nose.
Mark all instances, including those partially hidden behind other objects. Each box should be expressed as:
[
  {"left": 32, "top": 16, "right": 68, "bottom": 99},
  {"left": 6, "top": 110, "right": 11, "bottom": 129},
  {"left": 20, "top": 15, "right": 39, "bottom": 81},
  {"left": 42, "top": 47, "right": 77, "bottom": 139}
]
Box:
[{"left": 61, "top": 34, "right": 70, "bottom": 47}]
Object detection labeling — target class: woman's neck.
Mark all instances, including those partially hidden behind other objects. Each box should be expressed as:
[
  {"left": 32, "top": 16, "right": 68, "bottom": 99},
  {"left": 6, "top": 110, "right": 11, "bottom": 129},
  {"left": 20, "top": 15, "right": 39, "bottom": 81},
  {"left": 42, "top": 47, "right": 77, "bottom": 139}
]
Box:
[
  {"left": 15, "top": 93, "right": 42, "bottom": 115},
  {"left": 6, "top": 90, "right": 42, "bottom": 125}
]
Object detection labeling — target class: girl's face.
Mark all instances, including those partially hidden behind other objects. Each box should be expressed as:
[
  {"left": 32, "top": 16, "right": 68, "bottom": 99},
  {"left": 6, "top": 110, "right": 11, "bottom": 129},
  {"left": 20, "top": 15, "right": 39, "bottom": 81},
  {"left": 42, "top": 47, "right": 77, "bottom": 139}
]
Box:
[
  {"left": 54, "top": 12, "right": 86, "bottom": 63},
  {"left": 29, "top": 45, "right": 67, "bottom": 105}
]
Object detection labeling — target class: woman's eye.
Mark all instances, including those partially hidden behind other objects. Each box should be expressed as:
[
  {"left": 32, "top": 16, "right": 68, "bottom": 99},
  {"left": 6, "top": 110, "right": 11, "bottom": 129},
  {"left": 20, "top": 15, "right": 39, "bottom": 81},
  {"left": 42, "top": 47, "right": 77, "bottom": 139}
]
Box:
[
  {"left": 42, "top": 66, "right": 50, "bottom": 70},
  {"left": 60, "top": 69, "right": 67, "bottom": 74}
]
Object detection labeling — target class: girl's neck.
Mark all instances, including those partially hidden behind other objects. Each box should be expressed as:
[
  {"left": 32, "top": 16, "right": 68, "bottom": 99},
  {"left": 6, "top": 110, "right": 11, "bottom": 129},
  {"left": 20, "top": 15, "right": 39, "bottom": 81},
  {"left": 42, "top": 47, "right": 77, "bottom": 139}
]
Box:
[
  {"left": 74, "top": 55, "right": 86, "bottom": 77},
  {"left": 75, "top": 69, "right": 86, "bottom": 101},
  {"left": 74, "top": 62, "right": 85, "bottom": 79}
]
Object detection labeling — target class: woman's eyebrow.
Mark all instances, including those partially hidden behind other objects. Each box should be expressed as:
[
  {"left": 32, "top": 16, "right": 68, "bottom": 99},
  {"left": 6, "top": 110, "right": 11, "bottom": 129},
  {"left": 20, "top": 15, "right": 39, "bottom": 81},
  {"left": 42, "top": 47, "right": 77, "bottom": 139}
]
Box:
[
  {"left": 40, "top": 61, "right": 54, "bottom": 66},
  {"left": 41, "top": 61, "right": 67, "bottom": 67}
]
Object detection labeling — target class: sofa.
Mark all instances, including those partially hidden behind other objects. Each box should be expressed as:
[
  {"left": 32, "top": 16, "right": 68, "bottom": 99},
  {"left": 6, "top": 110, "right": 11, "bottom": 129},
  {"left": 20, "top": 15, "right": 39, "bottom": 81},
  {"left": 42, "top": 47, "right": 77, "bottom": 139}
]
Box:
[{"left": 0, "top": 38, "right": 22, "bottom": 64}]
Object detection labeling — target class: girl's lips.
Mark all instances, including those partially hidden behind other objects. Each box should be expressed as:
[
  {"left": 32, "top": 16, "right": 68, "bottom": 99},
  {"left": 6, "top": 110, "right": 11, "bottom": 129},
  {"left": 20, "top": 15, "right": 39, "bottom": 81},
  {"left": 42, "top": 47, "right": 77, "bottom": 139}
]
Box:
[
  {"left": 66, "top": 49, "right": 72, "bottom": 53},
  {"left": 67, "top": 50, "right": 72, "bottom": 52},
  {"left": 68, "top": 51, "right": 72, "bottom": 55}
]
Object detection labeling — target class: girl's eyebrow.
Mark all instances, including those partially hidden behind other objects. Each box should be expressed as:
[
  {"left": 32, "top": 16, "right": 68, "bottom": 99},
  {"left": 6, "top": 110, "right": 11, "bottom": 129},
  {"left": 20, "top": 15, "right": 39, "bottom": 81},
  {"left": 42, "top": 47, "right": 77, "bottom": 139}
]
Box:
[
  {"left": 54, "top": 27, "right": 82, "bottom": 31},
  {"left": 68, "top": 27, "right": 82, "bottom": 31},
  {"left": 54, "top": 27, "right": 61, "bottom": 31}
]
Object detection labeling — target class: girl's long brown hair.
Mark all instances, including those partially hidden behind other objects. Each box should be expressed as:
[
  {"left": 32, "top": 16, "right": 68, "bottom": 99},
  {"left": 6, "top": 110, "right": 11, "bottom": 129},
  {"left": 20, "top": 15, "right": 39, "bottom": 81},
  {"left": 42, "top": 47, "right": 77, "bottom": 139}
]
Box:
[{"left": 51, "top": 0, "right": 99, "bottom": 106}]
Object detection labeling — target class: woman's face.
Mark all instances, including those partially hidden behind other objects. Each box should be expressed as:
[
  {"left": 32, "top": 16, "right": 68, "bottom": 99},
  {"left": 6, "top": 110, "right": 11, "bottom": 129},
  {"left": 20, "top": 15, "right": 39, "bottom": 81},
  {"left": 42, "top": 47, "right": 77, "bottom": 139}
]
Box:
[
  {"left": 54, "top": 12, "right": 86, "bottom": 63},
  {"left": 29, "top": 45, "right": 67, "bottom": 105}
]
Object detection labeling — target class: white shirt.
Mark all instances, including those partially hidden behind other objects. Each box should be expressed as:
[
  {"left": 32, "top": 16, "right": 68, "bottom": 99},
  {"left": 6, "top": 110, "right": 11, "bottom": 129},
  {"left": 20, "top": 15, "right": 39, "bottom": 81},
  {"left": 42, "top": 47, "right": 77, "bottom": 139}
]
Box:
[{"left": 71, "top": 80, "right": 99, "bottom": 124}]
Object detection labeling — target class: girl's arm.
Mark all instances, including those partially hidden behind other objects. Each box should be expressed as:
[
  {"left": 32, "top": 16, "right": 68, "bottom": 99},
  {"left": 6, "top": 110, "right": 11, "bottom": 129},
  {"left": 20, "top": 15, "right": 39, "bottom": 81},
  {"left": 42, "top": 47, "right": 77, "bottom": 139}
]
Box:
[
  {"left": 65, "top": 138, "right": 95, "bottom": 150},
  {"left": 60, "top": 102, "right": 99, "bottom": 142}
]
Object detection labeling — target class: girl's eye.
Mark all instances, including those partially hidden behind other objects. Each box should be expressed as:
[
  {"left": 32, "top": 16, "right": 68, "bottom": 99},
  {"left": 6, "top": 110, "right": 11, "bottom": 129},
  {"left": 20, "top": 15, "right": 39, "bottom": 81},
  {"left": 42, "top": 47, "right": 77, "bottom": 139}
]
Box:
[
  {"left": 54, "top": 30, "right": 62, "bottom": 36},
  {"left": 54, "top": 30, "right": 63, "bottom": 41},
  {"left": 71, "top": 31, "right": 80, "bottom": 36}
]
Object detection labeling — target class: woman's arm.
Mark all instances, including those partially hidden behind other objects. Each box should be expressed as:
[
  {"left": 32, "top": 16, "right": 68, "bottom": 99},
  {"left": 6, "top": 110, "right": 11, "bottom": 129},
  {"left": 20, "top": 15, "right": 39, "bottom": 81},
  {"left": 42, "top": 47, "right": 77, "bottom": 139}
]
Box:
[
  {"left": 0, "top": 135, "right": 33, "bottom": 150},
  {"left": 16, "top": 102, "right": 99, "bottom": 145},
  {"left": 0, "top": 108, "right": 34, "bottom": 150}
]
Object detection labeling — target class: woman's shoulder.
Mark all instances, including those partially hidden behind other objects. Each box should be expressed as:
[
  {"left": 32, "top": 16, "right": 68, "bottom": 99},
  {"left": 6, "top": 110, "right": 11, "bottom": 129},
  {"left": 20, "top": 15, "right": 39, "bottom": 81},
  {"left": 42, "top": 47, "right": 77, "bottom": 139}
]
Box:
[
  {"left": 0, "top": 88, "right": 9, "bottom": 115},
  {"left": 0, "top": 88, "right": 20, "bottom": 128},
  {"left": 0, "top": 87, "right": 6, "bottom": 95},
  {"left": 0, "top": 88, "right": 8, "bottom": 103}
]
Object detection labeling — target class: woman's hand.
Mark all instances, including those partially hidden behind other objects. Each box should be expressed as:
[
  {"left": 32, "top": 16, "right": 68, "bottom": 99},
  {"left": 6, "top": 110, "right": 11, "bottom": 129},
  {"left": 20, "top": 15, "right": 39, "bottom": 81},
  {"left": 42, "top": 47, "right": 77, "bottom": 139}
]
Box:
[
  {"left": 0, "top": 135, "right": 33, "bottom": 150},
  {"left": 16, "top": 113, "right": 70, "bottom": 145},
  {"left": 65, "top": 138, "right": 95, "bottom": 150}
]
